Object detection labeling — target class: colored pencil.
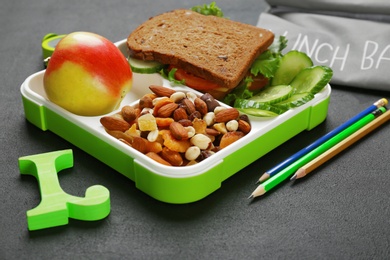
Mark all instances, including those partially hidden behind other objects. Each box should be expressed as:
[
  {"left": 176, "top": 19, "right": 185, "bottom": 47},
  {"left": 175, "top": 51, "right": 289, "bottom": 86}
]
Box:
[
  {"left": 257, "top": 98, "right": 388, "bottom": 183},
  {"left": 291, "top": 109, "right": 390, "bottom": 180},
  {"left": 249, "top": 107, "right": 386, "bottom": 199}
]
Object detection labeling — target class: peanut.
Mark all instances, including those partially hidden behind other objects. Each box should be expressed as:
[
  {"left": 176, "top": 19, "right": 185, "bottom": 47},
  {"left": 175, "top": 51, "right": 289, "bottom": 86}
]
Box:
[
  {"left": 170, "top": 91, "right": 186, "bottom": 103},
  {"left": 226, "top": 120, "right": 239, "bottom": 132},
  {"left": 203, "top": 112, "right": 215, "bottom": 126},
  {"left": 190, "top": 134, "right": 212, "bottom": 150},
  {"left": 147, "top": 129, "right": 159, "bottom": 142},
  {"left": 185, "top": 146, "right": 201, "bottom": 161},
  {"left": 186, "top": 91, "right": 197, "bottom": 102}
]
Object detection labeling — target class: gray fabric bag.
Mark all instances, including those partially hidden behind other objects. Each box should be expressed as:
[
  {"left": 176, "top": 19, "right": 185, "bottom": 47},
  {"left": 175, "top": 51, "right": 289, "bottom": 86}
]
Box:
[{"left": 257, "top": 0, "right": 390, "bottom": 91}]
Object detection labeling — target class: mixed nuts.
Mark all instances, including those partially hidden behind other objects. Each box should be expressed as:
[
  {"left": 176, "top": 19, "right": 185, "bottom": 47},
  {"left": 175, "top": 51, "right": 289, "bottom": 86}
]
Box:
[{"left": 100, "top": 85, "right": 252, "bottom": 166}]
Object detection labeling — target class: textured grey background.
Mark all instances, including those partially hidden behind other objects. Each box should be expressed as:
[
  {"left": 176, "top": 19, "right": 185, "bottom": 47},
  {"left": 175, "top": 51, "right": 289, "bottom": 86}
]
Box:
[{"left": 1, "top": 0, "right": 390, "bottom": 259}]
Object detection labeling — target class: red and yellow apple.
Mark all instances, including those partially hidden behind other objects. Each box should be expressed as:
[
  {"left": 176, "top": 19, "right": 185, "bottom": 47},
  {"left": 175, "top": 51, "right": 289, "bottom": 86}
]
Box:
[{"left": 44, "top": 31, "right": 133, "bottom": 116}]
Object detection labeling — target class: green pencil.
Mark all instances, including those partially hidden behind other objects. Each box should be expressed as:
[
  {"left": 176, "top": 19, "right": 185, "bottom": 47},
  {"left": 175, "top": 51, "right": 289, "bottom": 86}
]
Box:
[{"left": 249, "top": 106, "right": 387, "bottom": 199}]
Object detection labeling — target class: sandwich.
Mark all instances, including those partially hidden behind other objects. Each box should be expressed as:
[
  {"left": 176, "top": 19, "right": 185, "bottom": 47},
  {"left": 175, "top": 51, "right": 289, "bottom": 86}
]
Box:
[{"left": 127, "top": 8, "right": 275, "bottom": 100}]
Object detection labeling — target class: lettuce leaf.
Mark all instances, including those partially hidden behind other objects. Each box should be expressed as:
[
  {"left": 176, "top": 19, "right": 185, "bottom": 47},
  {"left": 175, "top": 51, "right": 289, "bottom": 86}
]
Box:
[
  {"left": 223, "top": 36, "right": 288, "bottom": 105},
  {"left": 250, "top": 36, "right": 287, "bottom": 78},
  {"left": 191, "top": 2, "right": 224, "bottom": 17},
  {"left": 223, "top": 78, "right": 254, "bottom": 105}
]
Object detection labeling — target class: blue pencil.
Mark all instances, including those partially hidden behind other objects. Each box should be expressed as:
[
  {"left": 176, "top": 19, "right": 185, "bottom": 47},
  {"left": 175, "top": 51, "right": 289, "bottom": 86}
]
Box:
[{"left": 257, "top": 98, "right": 388, "bottom": 183}]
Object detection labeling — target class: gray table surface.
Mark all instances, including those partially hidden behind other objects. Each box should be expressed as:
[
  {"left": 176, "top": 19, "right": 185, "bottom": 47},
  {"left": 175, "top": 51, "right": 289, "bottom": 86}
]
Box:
[{"left": 2, "top": 0, "right": 390, "bottom": 259}]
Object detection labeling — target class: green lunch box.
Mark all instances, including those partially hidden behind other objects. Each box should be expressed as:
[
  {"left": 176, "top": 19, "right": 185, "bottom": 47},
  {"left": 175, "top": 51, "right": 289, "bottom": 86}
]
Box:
[{"left": 20, "top": 39, "right": 331, "bottom": 204}]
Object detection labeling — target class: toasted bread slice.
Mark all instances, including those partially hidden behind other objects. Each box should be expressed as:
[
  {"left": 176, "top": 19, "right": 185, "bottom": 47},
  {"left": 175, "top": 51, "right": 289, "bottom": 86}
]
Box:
[{"left": 127, "top": 9, "right": 274, "bottom": 97}]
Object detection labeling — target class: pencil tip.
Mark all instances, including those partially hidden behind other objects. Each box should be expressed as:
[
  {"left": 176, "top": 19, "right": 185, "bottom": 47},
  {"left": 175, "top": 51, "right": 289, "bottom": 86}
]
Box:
[
  {"left": 249, "top": 186, "right": 266, "bottom": 199},
  {"left": 290, "top": 174, "right": 297, "bottom": 181},
  {"left": 258, "top": 173, "right": 270, "bottom": 184}
]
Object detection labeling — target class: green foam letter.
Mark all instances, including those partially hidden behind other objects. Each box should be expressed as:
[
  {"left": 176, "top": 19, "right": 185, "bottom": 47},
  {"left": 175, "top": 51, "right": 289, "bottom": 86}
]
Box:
[{"left": 18, "top": 149, "right": 110, "bottom": 231}]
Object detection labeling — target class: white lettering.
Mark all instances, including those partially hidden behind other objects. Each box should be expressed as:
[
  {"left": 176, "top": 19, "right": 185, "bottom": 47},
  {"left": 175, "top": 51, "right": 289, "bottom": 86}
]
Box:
[
  {"left": 291, "top": 33, "right": 301, "bottom": 50},
  {"left": 376, "top": 44, "right": 390, "bottom": 69},
  {"left": 314, "top": 43, "right": 333, "bottom": 64},
  {"left": 330, "top": 44, "right": 350, "bottom": 71},
  {"left": 290, "top": 34, "right": 349, "bottom": 71},
  {"left": 361, "top": 41, "right": 378, "bottom": 70},
  {"left": 295, "top": 35, "right": 319, "bottom": 57}
]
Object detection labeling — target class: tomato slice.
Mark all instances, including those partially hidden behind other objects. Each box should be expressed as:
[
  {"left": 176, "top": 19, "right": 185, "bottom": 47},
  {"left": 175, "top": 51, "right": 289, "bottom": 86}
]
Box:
[
  {"left": 168, "top": 65, "right": 225, "bottom": 91},
  {"left": 168, "top": 65, "right": 269, "bottom": 93},
  {"left": 247, "top": 73, "right": 269, "bottom": 91}
]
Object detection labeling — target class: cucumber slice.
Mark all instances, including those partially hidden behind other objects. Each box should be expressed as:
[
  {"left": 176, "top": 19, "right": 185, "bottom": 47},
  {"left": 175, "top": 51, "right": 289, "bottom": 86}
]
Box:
[
  {"left": 273, "top": 92, "right": 315, "bottom": 110},
  {"left": 272, "top": 50, "right": 313, "bottom": 86},
  {"left": 128, "top": 56, "right": 165, "bottom": 74},
  {"left": 249, "top": 85, "right": 294, "bottom": 105},
  {"left": 291, "top": 66, "right": 333, "bottom": 94},
  {"left": 238, "top": 108, "right": 280, "bottom": 117},
  {"left": 234, "top": 99, "right": 287, "bottom": 115}
]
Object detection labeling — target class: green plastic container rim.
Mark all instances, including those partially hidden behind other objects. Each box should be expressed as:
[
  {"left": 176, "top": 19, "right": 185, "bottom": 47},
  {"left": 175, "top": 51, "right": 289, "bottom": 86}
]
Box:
[{"left": 41, "top": 33, "right": 67, "bottom": 59}]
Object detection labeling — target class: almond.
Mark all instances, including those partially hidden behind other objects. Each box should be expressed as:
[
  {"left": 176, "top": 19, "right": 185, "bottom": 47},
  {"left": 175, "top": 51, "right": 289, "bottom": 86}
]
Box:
[
  {"left": 105, "top": 129, "right": 134, "bottom": 144},
  {"left": 119, "top": 138, "right": 132, "bottom": 146},
  {"left": 161, "top": 147, "right": 183, "bottom": 166},
  {"left": 173, "top": 107, "right": 188, "bottom": 121},
  {"left": 205, "top": 128, "right": 220, "bottom": 136},
  {"left": 214, "top": 108, "right": 239, "bottom": 123},
  {"left": 194, "top": 97, "right": 208, "bottom": 115},
  {"left": 169, "top": 121, "right": 188, "bottom": 140},
  {"left": 145, "top": 152, "right": 172, "bottom": 166},
  {"left": 100, "top": 115, "right": 131, "bottom": 132},
  {"left": 153, "top": 98, "right": 173, "bottom": 116},
  {"left": 238, "top": 119, "right": 251, "bottom": 134},
  {"left": 181, "top": 98, "right": 196, "bottom": 115},
  {"left": 131, "top": 136, "right": 148, "bottom": 153},
  {"left": 157, "top": 103, "right": 179, "bottom": 118},
  {"left": 149, "top": 85, "right": 176, "bottom": 97},
  {"left": 177, "top": 119, "right": 193, "bottom": 127}
]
